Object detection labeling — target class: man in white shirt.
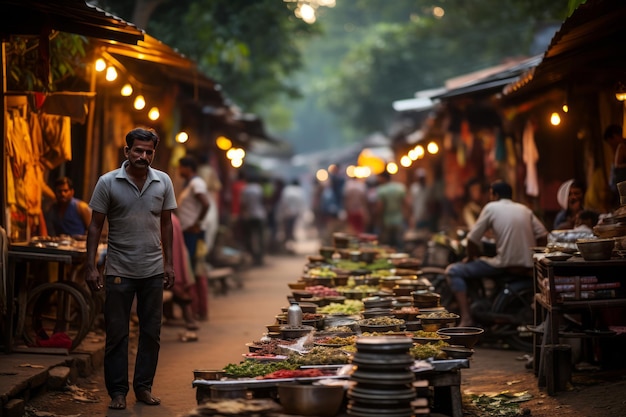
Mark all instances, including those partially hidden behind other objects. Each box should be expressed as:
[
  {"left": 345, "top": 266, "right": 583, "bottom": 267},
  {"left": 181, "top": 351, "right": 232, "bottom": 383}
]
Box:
[
  {"left": 240, "top": 176, "right": 267, "bottom": 265},
  {"left": 177, "top": 156, "right": 210, "bottom": 266},
  {"left": 446, "top": 180, "right": 548, "bottom": 326}
]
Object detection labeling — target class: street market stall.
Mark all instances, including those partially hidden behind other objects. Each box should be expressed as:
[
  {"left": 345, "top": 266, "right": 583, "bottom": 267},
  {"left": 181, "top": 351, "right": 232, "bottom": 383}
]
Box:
[{"left": 191, "top": 233, "right": 476, "bottom": 417}]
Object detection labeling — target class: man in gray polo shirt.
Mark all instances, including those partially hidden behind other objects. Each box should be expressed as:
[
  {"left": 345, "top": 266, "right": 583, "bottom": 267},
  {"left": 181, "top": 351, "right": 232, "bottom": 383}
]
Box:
[{"left": 85, "top": 127, "right": 177, "bottom": 410}]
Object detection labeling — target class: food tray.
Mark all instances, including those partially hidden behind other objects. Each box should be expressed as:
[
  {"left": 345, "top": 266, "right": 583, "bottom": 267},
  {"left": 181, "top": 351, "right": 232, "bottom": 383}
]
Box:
[{"left": 192, "top": 374, "right": 348, "bottom": 389}]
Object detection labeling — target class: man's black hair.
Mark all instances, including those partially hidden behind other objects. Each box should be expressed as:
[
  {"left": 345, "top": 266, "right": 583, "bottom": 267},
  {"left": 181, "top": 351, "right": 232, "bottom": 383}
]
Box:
[{"left": 490, "top": 180, "right": 513, "bottom": 199}]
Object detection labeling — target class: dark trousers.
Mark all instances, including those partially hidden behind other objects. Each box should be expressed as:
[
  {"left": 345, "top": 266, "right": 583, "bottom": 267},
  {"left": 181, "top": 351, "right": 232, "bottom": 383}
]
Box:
[
  {"left": 104, "top": 274, "right": 163, "bottom": 398},
  {"left": 183, "top": 230, "right": 204, "bottom": 268},
  {"left": 241, "top": 218, "right": 265, "bottom": 265}
]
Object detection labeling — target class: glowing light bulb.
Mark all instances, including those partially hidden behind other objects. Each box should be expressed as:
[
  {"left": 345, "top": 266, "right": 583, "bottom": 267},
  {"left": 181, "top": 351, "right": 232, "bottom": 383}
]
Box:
[
  {"left": 550, "top": 112, "right": 561, "bottom": 126},
  {"left": 134, "top": 95, "right": 146, "bottom": 110},
  {"left": 121, "top": 84, "right": 133, "bottom": 96},
  {"left": 175, "top": 131, "right": 189, "bottom": 143},
  {"left": 400, "top": 156, "right": 412, "bottom": 167},
  {"left": 148, "top": 107, "right": 160, "bottom": 121},
  {"left": 231, "top": 158, "right": 243, "bottom": 168},
  {"left": 562, "top": 104, "right": 569, "bottom": 113},
  {"left": 105, "top": 66, "right": 118, "bottom": 81},
  {"left": 415, "top": 145, "right": 425, "bottom": 159},
  {"left": 233, "top": 148, "right": 245, "bottom": 159},
  {"left": 386, "top": 162, "right": 398, "bottom": 175},
  {"left": 316, "top": 169, "right": 329, "bottom": 182},
  {"left": 95, "top": 58, "right": 106, "bottom": 72},
  {"left": 427, "top": 141, "right": 439, "bottom": 154},
  {"left": 216, "top": 136, "right": 232, "bottom": 150}
]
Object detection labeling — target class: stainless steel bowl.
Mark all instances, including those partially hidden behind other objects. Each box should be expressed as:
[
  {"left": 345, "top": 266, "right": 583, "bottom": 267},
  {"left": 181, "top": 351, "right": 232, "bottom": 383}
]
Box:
[{"left": 278, "top": 383, "right": 345, "bottom": 417}]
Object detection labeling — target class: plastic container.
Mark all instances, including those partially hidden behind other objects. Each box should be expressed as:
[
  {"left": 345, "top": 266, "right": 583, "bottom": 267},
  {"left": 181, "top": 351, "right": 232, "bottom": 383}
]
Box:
[{"left": 287, "top": 301, "right": 303, "bottom": 327}]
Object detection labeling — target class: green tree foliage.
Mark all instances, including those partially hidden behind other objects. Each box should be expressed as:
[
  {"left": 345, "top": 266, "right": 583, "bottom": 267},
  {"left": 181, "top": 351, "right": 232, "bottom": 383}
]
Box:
[
  {"left": 6, "top": 33, "right": 88, "bottom": 92},
  {"left": 318, "top": 0, "right": 576, "bottom": 135},
  {"left": 98, "top": 0, "right": 318, "bottom": 114}
]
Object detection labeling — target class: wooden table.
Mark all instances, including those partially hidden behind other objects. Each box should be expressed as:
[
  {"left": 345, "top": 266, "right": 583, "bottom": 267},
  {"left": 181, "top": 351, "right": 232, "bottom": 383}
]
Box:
[
  {"left": 3, "top": 243, "right": 87, "bottom": 352},
  {"left": 533, "top": 256, "right": 626, "bottom": 394}
]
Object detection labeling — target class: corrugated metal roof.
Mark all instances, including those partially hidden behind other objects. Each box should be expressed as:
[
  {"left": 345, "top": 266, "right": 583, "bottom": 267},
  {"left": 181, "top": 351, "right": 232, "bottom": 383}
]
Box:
[
  {"left": 433, "top": 55, "right": 543, "bottom": 100},
  {"left": 0, "top": 0, "right": 143, "bottom": 44}
]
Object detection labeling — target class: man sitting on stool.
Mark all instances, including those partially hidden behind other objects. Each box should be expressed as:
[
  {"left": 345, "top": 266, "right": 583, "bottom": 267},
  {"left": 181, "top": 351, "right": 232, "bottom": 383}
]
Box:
[{"left": 446, "top": 180, "right": 548, "bottom": 327}]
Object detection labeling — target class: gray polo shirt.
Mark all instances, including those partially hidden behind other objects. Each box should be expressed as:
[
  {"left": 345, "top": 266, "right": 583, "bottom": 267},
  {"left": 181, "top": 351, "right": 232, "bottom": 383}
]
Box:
[{"left": 89, "top": 161, "right": 177, "bottom": 278}]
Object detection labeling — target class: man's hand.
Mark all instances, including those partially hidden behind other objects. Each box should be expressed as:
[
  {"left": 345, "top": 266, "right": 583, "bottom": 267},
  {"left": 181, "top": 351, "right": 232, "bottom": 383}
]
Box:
[
  {"left": 85, "top": 266, "right": 103, "bottom": 292},
  {"left": 163, "top": 266, "right": 175, "bottom": 290}
]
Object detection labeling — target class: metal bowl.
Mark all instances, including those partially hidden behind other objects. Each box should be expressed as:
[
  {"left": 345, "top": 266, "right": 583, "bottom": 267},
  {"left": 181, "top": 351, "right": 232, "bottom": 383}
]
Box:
[
  {"left": 280, "top": 325, "right": 316, "bottom": 339},
  {"left": 436, "top": 326, "right": 484, "bottom": 348},
  {"left": 278, "top": 383, "right": 345, "bottom": 417},
  {"left": 576, "top": 238, "right": 615, "bottom": 261},
  {"left": 441, "top": 345, "right": 474, "bottom": 359},
  {"left": 193, "top": 369, "right": 225, "bottom": 380}
]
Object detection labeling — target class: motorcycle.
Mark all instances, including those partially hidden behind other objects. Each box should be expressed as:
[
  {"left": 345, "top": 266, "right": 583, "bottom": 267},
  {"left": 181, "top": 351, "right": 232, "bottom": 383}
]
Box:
[{"left": 419, "top": 230, "right": 535, "bottom": 352}]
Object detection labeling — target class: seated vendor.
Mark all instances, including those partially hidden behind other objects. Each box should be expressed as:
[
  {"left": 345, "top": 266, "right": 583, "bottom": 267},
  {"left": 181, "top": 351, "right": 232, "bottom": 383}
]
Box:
[{"left": 45, "top": 177, "right": 92, "bottom": 236}]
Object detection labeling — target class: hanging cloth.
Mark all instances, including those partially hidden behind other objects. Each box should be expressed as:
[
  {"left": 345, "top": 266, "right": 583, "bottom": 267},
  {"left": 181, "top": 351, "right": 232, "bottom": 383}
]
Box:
[
  {"left": 6, "top": 110, "right": 33, "bottom": 210},
  {"left": 522, "top": 120, "right": 539, "bottom": 197},
  {"left": 38, "top": 113, "right": 72, "bottom": 169},
  {"left": 494, "top": 130, "right": 507, "bottom": 162}
]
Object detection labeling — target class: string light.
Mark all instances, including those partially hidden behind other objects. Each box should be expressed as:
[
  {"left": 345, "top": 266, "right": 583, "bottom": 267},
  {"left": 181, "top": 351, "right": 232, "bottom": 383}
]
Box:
[
  {"left": 133, "top": 95, "right": 146, "bottom": 110},
  {"left": 316, "top": 169, "right": 329, "bottom": 182},
  {"left": 550, "top": 112, "right": 561, "bottom": 126},
  {"left": 95, "top": 58, "right": 106, "bottom": 72},
  {"left": 105, "top": 66, "right": 118, "bottom": 81},
  {"left": 216, "top": 136, "right": 232, "bottom": 150},
  {"left": 175, "top": 131, "right": 189, "bottom": 143},
  {"left": 386, "top": 162, "right": 399, "bottom": 174},
  {"left": 121, "top": 83, "right": 133, "bottom": 96},
  {"left": 148, "top": 107, "right": 160, "bottom": 121}
]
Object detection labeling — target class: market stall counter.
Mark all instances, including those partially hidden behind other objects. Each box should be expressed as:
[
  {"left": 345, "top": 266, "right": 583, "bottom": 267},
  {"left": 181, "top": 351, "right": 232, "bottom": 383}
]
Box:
[
  {"left": 191, "top": 235, "right": 476, "bottom": 416},
  {"left": 3, "top": 237, "right": 97, "bottom": 353},
  {"left": 532, "top": 254, "right": 626, "bottom": 395}
]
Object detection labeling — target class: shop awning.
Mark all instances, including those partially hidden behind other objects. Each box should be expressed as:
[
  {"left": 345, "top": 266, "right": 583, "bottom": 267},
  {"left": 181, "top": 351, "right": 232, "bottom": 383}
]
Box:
[
  {"left": 433, "top": 55, "right": 543, "bottom": 100},
  {"left": 95, "top": 33, "right": 226, "bottom": 108},
  {"left": 0, "top": 0, "right": 143, "bottom": 45},
  {"left": 504, "top": 0, "right": 626, "bottom": 98}
]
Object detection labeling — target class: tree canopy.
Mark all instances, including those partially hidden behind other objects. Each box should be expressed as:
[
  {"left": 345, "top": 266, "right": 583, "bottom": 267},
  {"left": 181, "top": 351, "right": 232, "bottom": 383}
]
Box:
[{"left": 94, "top": 0, "right": 585, "bottom": 152}]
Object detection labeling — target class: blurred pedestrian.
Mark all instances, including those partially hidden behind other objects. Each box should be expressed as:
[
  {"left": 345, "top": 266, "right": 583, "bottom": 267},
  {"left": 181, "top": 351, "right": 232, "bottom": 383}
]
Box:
[
  {"left": 343, "top": 177, "right": 369, "bottom": 235},
  {"left": 164, "top": 213, "right": 198, "bottom": 331},
  {"left": 375, "top": 171, "right": 408, "bottom": 250},
  {"left": 177, "top": 156, "right": 210, "bottom": 268},
  {"left": 276, "top": 178, "right": 307, "bottom": 252},
  {"left": 196, "top": 153, "right": 222, "bottom": 255},
  {"left": 177, "top": 155, "right": 211, "bottom": 322},
  {"left": 461, "top": 178, "right": 487, "bottom": 230},
  {"left": 85, "top": 127, "right": 176, "bottom": 409},
  {"left": 407, "top": 168, "right": 432, "bottom": 231},
  {"left": 240, "top": 175, "right": 267, "bottom": 265}
]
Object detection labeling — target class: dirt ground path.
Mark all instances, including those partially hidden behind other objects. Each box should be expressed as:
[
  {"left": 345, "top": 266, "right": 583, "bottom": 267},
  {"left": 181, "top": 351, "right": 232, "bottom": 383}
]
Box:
[{"left": 463, "top": 347, "right": 626, "bottom": 417}]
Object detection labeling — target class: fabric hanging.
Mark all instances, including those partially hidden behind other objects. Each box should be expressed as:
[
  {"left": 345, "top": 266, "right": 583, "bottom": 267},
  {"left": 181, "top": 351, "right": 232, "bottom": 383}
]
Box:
[
  {"left": 522, "top": 120, "right": 540, "bottom": 197},
  {"left": 35, "top": 113, "right": 72, "bottom": 169}
]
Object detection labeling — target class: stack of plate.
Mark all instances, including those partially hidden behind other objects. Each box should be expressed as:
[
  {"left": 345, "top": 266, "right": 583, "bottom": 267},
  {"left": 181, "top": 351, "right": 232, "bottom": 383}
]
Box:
[{"left": 347, "top": 336, "right": 422, "bottom": 417}]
